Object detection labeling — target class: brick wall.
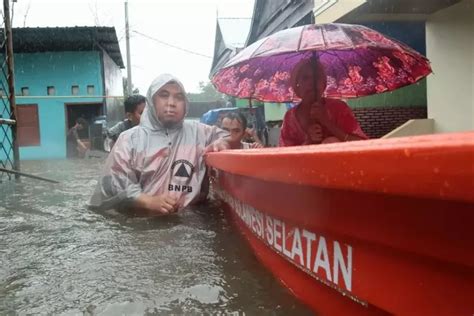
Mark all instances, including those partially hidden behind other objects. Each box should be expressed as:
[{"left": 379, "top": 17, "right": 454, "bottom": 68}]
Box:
[{"left": 353, "top": 106, "right": 427, "bottom": 138}]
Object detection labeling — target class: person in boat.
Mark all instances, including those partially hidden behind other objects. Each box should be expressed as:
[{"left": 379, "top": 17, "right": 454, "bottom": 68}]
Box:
[
  {"left": 279, "top": 58, "right": 367, "bottom": 146},
  {"left": 66, "top": 117, "right": 88, "bottom": 158},
  {"left": 89, "top": 73, "right": 230, "bottom": 215},
  {"left": 105, "top": 94, "right": 146, "bottom": 150},
  {"left": 221, "top": 112, "right": 263, "bottom": 149}
]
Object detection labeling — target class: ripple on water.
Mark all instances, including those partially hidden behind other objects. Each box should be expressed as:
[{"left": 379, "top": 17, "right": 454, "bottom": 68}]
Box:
[{"left": 1, "top": 160, "right": 312, "bottom": 315}]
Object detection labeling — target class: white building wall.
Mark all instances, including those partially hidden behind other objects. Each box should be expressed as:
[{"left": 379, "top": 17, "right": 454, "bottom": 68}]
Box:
[
  {"left": 314, "top": 0, "right": 366, "bottom": 23},
  {"left": 426, "top": 0, "right": 474, "bottom": 133}
]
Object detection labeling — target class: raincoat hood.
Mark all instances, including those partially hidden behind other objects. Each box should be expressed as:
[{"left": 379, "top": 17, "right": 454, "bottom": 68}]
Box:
[
  {"left": 141, "top": 73, "right": 189, "bottom": 131},
  {"left": 89, "top": 73, "right": 228, "bottom": 212}
]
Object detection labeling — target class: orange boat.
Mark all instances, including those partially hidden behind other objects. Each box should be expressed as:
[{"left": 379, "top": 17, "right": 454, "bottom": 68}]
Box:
[{"left": 206, "top": 132, "right": 474, "bottom": 315}]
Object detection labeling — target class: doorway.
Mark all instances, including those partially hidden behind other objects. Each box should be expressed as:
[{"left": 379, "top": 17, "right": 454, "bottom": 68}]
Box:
[{"left": 65, "top": 103, "right": 104, "bottom": 151}]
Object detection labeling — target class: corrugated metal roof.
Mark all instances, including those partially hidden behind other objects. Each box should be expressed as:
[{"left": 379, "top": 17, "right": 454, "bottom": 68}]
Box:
[
  {"left": 1, "top": 26, "right": 124, "bottom": 68},
  {"left": 209, "top": 18, "right": 251, "bottom": 78},
  {"left": 246, "top": 0, "right": 314, "bottom": 45}
]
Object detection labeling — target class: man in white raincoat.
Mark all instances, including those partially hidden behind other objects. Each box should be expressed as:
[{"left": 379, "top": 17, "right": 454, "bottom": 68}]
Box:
[{"left": 90, "top": 74, "right": 229, "bottom": 215}]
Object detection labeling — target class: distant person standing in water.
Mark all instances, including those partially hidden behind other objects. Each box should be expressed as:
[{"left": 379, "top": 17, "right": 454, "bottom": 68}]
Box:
[
  {"left": 105, "top": 94, "right": 146, "bottom": 150},
  {"left": 67, "top": 117, "right": 87, "bottom": 158}
]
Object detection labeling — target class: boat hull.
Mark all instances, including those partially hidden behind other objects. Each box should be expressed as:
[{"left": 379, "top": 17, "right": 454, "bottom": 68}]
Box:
[{"left": 207, "top": 132, "right": 474, "bottom": 315}]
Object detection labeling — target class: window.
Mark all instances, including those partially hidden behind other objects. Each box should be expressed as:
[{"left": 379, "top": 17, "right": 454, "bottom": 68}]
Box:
[
  {"left": 47, "top": 86, "right": 55, "bottom": 95},
  {"left": 87, "top": 85, "right": 95, "bottom": 95},
  {"left": 71, "top": 85, "right": 79, "bottom": 95},
  {"left": 21, "top": 87, "right": 29, "bottom": 96},
  {"left": 16, "top": 104, "right": 40, "bottom": 146}
]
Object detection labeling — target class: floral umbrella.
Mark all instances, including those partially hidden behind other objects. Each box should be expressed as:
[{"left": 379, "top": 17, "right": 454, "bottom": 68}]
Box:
[{"left": 212, "top": 23, "right": 432, "bottom": 103}]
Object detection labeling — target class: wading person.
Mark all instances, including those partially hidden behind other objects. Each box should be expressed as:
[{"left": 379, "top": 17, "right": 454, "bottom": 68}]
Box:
[
  {"left": 221, "top": 112, "right": 263, "bottom": 149},
  {"left": 279, "top": 58, "right": 367, "bottom": 146},
  {"left": 105, "top": 94, "right": 146, "bottom": 149},
  {"left": 90, "top": 74, "right": 230, "bottom": 215},
  {"left": 67, "top": 117, "right": 88, "bottom": 158}
]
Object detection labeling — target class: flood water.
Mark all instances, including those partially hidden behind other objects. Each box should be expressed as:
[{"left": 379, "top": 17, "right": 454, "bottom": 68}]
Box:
[{"left": 0, "top": 159, "right": 312, "bottom": 315}]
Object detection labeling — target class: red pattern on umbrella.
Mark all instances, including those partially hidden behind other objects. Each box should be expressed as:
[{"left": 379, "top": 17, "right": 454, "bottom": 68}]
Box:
[{"left": 212, "top": 23, "right": 432, "bottom": 102}]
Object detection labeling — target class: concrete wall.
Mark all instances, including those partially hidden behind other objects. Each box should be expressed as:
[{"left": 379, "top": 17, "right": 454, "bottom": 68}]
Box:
[
  {"left": 101, "top": 50, "right": 124, "bottom": 128},
  {"left": 13, "top": 51, "right": 104, "bottom": 159},
  {"left": 314, "top": 0, "right": 365, "bottom": 23},
  {"left": 382, "top": 119, "right": 434, "bottom": 138},
  {"left": 426, "top": 0, "right": 474, "bottom": 133},
  {"left": 264, "top": 102, "right": 288, "bottom": 121}
]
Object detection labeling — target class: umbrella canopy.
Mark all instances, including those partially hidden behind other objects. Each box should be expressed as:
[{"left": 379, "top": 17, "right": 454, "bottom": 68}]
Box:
[{"left": 212, "top": 23, "right": 432, "bottom": 103}]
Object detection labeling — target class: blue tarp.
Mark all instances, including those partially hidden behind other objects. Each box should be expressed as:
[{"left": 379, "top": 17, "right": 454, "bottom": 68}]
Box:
[{"left": 200, "top": 107, "right": 238, "bottom": 126}]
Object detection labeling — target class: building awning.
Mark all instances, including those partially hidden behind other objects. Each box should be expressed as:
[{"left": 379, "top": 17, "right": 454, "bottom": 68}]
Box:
[
  {"left": 1, "top": 26, "right": 124, "bottom": 68},
  {"left": 315, "top": 0, "right": 463, "bottom": 23},
  {"left": 354, "top": 0, "right": 462, "bottom": 15}
]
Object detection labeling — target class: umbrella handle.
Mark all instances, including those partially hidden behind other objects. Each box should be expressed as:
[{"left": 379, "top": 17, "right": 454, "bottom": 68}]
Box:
[{"left": 311, "top": 51, "right": 319, "bottom": 102}]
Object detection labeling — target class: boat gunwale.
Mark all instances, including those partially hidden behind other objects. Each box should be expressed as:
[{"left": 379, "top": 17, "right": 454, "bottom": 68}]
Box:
[{"left": 206, "top": 131, "right": 474, "bottom": 203}]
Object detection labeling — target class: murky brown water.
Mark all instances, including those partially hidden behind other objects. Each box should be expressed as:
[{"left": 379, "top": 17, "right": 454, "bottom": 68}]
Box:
[{"left": 0, "top": 159, "right": 312, "bottom": 315}]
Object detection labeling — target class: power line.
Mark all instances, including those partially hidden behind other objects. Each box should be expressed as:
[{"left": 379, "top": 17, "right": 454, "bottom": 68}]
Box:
[{"left": 132, "top": 30, "right": 212, "bottom": 59}]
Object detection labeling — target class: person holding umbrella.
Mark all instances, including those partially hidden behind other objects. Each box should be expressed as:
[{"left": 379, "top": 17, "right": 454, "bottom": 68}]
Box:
[
  {"left": 279, "top": 58, "right": 368, "bottom": 146},
  {"left": 212, "top": 23, "right": 432, "bottom": 147}
]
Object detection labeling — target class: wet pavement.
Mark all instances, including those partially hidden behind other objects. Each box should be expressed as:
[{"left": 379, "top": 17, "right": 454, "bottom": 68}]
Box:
[{"left": 0, "top": 159, "right": 312, "bottom": 315}]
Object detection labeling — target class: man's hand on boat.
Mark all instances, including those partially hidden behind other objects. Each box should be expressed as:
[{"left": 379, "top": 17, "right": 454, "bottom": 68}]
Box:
[
  {"left": 245, "top": 141, "right": 263, "bottom": 149},
  {"left": 135, "top": 193, "right": 179, "bottom": 215},
  {"left": 205, "top": 138, "right": 231, "bottom": 153}
]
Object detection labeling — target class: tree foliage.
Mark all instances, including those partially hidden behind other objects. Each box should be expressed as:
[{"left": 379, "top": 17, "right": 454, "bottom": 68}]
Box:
[{"left": 187, "top": 81, "right": 225, "bottom": 102}]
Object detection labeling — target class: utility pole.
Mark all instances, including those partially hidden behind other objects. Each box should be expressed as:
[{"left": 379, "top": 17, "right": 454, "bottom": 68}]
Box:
[
  {"left": 125, "top": 0, "right": 132, "bottom": 95},
  {"left": 4, "top": 0, "right": 20, "bottom": 177}
]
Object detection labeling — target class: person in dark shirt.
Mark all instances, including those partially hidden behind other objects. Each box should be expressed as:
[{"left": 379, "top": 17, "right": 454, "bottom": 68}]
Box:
[
  {"left": 67, "top": 117, "right": 87, "bottom": 158},
  {"left": 105, "top": 95, "right": 146, "bottom": 149}
]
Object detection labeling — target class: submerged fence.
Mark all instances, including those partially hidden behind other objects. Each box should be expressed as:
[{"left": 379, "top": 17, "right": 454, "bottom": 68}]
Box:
[{"left": 0, "top": 0, "right": 19, "bottom": 182}]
